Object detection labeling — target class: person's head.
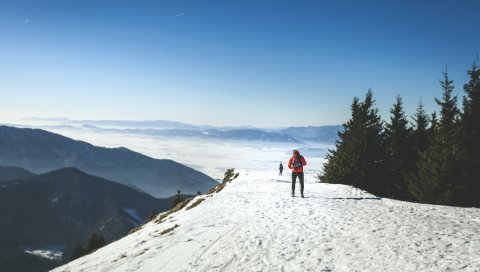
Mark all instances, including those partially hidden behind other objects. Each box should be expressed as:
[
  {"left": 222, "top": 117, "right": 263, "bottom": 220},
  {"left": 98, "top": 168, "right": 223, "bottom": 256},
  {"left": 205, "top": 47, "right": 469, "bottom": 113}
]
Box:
[{"left": 293, "top": 149, "right": 300, "bottom": 155}]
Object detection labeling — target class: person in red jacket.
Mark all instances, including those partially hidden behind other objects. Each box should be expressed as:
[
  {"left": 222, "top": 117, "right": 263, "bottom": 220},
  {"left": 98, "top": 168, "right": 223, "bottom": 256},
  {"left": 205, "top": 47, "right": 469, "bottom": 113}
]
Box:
[{"left": 288, "top": 149, "right": 307, "bottom": 197}]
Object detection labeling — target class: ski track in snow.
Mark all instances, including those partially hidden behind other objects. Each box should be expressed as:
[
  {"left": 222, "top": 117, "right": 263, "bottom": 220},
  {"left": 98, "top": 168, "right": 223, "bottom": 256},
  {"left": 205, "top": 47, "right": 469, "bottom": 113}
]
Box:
[{"left": 53, "top": 170, "right": 480, "bottom": 272}]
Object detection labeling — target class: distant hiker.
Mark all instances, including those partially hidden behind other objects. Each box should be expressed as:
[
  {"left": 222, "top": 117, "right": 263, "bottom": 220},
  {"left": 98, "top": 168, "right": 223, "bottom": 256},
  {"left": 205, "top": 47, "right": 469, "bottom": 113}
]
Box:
[
  {"left": 288, "top": 149, "right": 307, "bottom": 198},
  {"left": 279, "top": 162, "right": 284, "bottom": 176}
]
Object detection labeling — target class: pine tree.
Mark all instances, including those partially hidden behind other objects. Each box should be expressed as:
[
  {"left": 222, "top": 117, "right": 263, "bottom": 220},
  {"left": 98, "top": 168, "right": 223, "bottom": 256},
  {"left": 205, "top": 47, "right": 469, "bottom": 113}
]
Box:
[
  {"left": 355, "top": 90, "right": 386, "bottom": 195},
  {"left": 85, "top": 232, "right": 106, "bottom": 254},
  {"left": 427, "top": 111, "right": 438, "bottom": 148},
  {"left": 145, "top": 210, "right": 158, "bottom": 223},
  {"left": 320, "top": 97, "right": 360, "bottom": 185},
  {"left": 406, "top": 101, "right": 431, "bottom": 193},
  {"left": 429, "top": 111, "right": 438, "bottom": 137},
  {"left": 460, "top": 62, "right": 480, "bottom": 206},
  {"left": 172, "top": 190, "right": 183, "bottom": 208},
  {"left": 384, "top": 96, "right": 413, "bottom": 199},
  {"left": 412, "top": 101, "right": 430, "bottom": 154},
  {"left": 320, "top": 90, "right": 386, "bottom": 195},
  {"left": 406, "top": 71, "right": 466, "bottom": 205},
  {"left": 68, "top": 242, "right": 85, "bottom": 261},
  {"left": 435, "top": 71, "right": 461, "bottom": 141}
]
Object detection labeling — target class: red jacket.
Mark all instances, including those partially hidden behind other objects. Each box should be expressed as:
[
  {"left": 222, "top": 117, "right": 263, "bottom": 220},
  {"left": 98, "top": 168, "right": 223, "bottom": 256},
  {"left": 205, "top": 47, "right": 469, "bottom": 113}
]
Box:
[{"left": 288, "top": 151, "right": 307, "bottom": 173}]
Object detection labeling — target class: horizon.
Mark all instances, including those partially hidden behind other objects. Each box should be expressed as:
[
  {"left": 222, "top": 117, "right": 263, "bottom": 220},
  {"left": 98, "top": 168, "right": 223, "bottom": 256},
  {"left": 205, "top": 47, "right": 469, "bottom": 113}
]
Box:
[
  {"left": 1, "top": 1, "right": 479, "bottom": 126},
  {"left": 4, "top": 116, "right": 345, "bottom": 129}
]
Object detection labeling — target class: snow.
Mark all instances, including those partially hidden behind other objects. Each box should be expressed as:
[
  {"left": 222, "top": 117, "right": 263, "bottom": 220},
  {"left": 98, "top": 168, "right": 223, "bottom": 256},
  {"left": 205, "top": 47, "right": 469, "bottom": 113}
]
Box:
[
  {"left": 52, "top": 170, "right": 480, "bottom": 272},
  {"left": 25, "top": 248, "right": 63, "bottom": 261},
  {"left": 52, "top": 195, "right": 63, "bottom": 203}
]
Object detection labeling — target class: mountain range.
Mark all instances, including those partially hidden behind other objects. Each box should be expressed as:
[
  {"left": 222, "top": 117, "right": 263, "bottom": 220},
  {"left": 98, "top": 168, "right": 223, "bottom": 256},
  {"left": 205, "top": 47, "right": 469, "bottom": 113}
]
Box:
[
  {"left": 277, "top": 125, "right": 342, "bottom": 143},
  {"left": 0, "top": 126, "right": 218, "bottom": 197},
  {"left": 0, "top": 165, "right": 35, "bottom": 182},
  {"left": 19, "top": 118, "right": 342, "bottom": 143},
  {"left": 82, "top": 126, "right": 302, "bottom": 143},
  {"left": 0, "top": 167, "right": 182, "bottom": 272}
]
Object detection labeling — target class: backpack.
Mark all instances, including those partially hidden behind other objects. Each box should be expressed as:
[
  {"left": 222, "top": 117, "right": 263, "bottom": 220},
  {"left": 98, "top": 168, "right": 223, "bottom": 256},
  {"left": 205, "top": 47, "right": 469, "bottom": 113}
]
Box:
[{"left": 292, "top": 155, "right": 303, "bottom": 169}]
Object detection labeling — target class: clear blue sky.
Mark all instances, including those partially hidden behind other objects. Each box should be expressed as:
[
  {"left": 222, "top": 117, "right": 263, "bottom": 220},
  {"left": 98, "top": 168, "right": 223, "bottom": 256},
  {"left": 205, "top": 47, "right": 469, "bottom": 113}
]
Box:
[{"left": 0, "top": 0, "right": 479, "bottom": 127}]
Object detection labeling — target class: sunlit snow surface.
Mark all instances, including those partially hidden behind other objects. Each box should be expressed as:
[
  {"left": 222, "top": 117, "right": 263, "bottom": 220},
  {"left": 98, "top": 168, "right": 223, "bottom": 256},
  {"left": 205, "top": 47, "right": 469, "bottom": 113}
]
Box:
[{"left": 53, "top": 170, "right": 480, "bottom": 272}]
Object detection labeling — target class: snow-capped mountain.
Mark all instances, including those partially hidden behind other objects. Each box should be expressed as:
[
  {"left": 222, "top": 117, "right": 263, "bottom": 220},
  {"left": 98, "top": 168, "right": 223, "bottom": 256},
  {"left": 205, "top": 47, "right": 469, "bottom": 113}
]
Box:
[{"left": 53, "top": 170, "right": 480, "bottom": 272}]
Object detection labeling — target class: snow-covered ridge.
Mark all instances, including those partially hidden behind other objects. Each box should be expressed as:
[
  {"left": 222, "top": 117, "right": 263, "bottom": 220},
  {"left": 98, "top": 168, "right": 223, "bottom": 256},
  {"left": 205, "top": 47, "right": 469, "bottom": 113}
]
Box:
[{"left": 53, "top": 170, "right": 480, "bottom": 272}]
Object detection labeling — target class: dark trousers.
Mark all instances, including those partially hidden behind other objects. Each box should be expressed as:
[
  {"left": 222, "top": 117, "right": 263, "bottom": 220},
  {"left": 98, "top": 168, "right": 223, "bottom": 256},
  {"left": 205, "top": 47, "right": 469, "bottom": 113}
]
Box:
[{"left": 292, "top": 172, "right": 304, "bottom": 194}]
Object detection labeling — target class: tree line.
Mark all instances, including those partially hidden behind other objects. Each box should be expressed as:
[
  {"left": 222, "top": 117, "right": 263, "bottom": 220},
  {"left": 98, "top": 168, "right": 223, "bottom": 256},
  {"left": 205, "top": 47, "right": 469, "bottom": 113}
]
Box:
[
  {"left": 66, "top": 232, "right": 106, "bottom": 261},
  {"left": 319, "top": 63, "right": 480, "bottom": 207}
]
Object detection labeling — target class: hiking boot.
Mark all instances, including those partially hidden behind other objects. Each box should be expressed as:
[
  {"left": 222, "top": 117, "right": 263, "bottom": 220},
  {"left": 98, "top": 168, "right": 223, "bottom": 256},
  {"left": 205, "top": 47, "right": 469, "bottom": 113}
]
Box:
[
  {"left": 291, "top": 192, "right": 295, "bottom": 197},
  {"left": 301, "top": 193, "right": 304, "bottom": 198}
]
